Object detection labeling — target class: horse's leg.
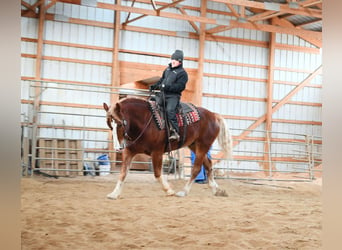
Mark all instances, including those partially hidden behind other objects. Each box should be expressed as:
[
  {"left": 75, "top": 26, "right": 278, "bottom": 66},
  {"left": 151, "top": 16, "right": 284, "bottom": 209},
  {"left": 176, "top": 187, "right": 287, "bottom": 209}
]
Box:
[
  {"left": 176, "top": 150, "right": 205, "bottom": 197},
  {"left": 152, "top": 152, "right": 175, "bottom": 196},
  {"left": 107, "top": 149, "right": 134, "bottom": 200},
  {"left": 202, "top": 155, "right": 228, "bottom": 197}
]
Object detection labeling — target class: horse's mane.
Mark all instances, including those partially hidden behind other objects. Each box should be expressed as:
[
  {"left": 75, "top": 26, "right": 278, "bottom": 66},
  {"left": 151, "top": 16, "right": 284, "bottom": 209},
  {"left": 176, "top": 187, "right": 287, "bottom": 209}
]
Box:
[
  {"left": 118, "top": 97, "right": 149, "bottom": 106},
  {"left": 114, "top": 97, "right": 149, "bottom": 121}
]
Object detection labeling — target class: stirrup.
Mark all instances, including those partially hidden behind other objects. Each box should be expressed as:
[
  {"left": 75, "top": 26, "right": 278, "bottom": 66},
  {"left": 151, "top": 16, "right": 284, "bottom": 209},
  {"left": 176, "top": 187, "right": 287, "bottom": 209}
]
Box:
[{"left": 169, "top": 131, "right": 180, "bottom": 141}]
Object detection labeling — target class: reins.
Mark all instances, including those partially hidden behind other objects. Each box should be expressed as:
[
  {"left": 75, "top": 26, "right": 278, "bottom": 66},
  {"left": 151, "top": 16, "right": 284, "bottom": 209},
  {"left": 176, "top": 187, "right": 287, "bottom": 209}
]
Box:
[{"left": 121, "top": 113, "right": 154, "bottom": 148}]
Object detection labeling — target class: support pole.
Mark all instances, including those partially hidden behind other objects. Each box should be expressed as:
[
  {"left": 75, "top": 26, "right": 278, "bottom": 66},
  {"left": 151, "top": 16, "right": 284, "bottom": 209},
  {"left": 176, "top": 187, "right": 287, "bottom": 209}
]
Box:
[
  {"left": 263, "top": 18, "right": 276, "bottom": 174},
  {"left": 109, "top": 0, "right": 121, "bottom": 169},
  {"left": 32, "top": 0, "right": 46, "bottom": 173},
  {"left": 195, "top": 0, "right": 207, "bottom": 106}
]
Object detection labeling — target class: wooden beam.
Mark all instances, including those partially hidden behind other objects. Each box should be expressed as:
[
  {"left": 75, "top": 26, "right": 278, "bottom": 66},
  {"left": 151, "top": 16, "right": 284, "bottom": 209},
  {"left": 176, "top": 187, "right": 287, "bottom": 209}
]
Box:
[
  {"left": 33, "top": 0, "right": 45, "bottom": 115},
  {"left": 247, "top": 10, "right": 281, "bottom": 22},
  {"left": 206, "top": 17, "right": 321, "bottom": 41},
  {"left": 272, "top": 65, "right": 322, "bottom": 113},
  {"left": 225, "top": 3, "right": 239, "bottom": 18},
  {"left": 109, "top": 0, "right": 122, "bottom": 166},
  {"left": 211, "top": 0, "right": 322, "bottom": 19},
  {"left": 21, "top": 0, "right": 35, "bottom": 12},
  {"left": 97, "top": 2, "right": 218, "bottom": 25},
  {"left": 265, "top": 19, "right": 276, "bottom": 133},
  {"left": 195, "top": 0, "right": 207, "bottom": 106},
  {"left": 272, "top": 16, "right": 321, "bottom": 48},
  {"left": 299, "top": 0, "right": 322, "bottom": 8},
  {"left": 263, "top": 18, "right": 276, "bottom": 172},
  {"left": 29, "top": 1, "right": 321, "bottom": 41},
  {"left": 233, "top": 65, "right": 322, "bottom": 146},
  {"left": 176, "top": 4, "right": 200, "bottom": 33},
  {"left": 237, "top": 20, "right": 321, "bottom": 41},
  {"left": 45, "top": 0, "right": 57, "bottom": 10},
  {"left": 123, "top": 0, "right": 184, "bottom": 26},
  {"left": 239, "top": 5, "right": 245, "bottom": 18},
  {"left": 111, "top": 0, "right": 121, "bottom": 92}
]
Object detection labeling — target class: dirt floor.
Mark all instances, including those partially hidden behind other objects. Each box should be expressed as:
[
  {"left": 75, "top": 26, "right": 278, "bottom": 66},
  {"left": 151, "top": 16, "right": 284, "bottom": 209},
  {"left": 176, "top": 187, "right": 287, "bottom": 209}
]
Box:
[{"left": 21, "top": 173, "right": 322, "bottom": 249}]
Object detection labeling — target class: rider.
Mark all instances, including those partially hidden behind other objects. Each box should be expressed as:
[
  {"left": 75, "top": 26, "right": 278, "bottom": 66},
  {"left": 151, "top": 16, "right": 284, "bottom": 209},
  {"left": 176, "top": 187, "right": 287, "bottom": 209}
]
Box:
[{"left": 149, "top": 50, "right": 188, "bottom": 141}]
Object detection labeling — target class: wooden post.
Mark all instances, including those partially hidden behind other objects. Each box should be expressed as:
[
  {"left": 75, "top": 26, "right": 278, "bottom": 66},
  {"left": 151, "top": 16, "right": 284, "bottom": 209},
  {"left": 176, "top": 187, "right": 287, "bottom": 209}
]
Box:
[
  {"left": 195, "top": 0, "right": 207, "bottom": 106},
  {"left": 109, "top": 0, "right": 121, "bottom": 169},
  {"left": 263, "top": 18, "right": 276, "bottom": 174},
  {"left": 31, "top": 0, "right": 46, "bottom": 172},
  {"left": 33, "top": 0, "right": 45, "bottom": 116}
]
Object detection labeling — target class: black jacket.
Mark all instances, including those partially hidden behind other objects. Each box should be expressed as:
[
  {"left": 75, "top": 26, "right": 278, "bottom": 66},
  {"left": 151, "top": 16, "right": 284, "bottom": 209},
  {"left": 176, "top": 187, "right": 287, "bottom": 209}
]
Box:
[{"left": 151, "top": 63, "right": 188, "bottom": 96}]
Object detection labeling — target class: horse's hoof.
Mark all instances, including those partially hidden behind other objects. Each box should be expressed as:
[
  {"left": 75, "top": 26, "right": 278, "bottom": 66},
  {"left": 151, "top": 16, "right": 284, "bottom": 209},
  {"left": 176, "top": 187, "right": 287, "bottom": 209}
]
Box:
[
  {"left": 107, "top": 193, "right": 119, "bottom": 200},
  {"left": 214, "top": 189, "right": 228, "bottom": 197},
  {"left": 175, "top": 191, "right": 186, "bottom": 197},
  {"left": 166, "top": 189, "right": 176, "bottom": 196}
]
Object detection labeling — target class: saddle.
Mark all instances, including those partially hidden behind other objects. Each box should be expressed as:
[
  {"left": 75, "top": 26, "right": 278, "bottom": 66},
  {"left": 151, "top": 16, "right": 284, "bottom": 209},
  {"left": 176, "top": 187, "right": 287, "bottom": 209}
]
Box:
[{"left": 148, "top": 96, "right": 200, "bottom": 131}]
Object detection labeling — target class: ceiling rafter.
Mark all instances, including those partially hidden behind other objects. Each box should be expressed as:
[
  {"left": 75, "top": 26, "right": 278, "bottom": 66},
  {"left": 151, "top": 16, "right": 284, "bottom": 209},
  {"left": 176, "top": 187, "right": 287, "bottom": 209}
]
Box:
[
  {"left": 247, "top": 10, "right": 282, "bottom": 22},
  {"left": 24, "top": 0, "right": 322, "bottom": 47},
  {"left": 299, "top": 0, "right": 322, "bottom": 8},
  {"left": 21, "top": 0, "right": 45, "bottom": 16},
  {"left": 123, "top": 0, "right": 200, "bottom": 34},
  {"left": 46, "top": 0, "right": 57, "bottom": 10},
  {"left": 272, "top": 16, "right": 321, "bottom": 47},
  {"left": 205, "top": 17, "right": 321, "bottom": 44},
  {"left": 175, "top": 4, "right": 200, "bottom": 34},
  {"left": 21, "top": 0, "right": 35, "bottom": 12},
  {"left": 211, "top": 0, "right": 322, "bottom": 19},
  {"left": 123, "top": 0, "right": 184, "bottom": 26},
  {"left": 225, "top": 3, "right": 239, "bottom": 18},
  {"left": 295, "top": 18, "right": 322, "bottom": 28}
]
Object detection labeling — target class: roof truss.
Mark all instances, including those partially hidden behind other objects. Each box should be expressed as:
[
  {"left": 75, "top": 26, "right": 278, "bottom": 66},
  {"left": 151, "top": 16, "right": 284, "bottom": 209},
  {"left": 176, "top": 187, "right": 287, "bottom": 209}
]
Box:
[{"left": 21, "top": 0, "right": 322, "bottom": 48}]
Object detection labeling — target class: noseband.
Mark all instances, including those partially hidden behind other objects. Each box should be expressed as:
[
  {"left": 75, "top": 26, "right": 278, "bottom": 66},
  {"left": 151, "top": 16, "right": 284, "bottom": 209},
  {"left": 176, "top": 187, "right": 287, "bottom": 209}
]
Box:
[{"left": 110, "top": 114, "right": 154, "bottom": 148}]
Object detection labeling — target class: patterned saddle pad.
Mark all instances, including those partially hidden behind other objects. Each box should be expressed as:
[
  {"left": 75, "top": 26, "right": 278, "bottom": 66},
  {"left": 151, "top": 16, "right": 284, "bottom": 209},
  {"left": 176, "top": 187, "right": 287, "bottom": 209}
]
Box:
[{"left": 148, "top": 101, "right": 201, "bottom": 130}]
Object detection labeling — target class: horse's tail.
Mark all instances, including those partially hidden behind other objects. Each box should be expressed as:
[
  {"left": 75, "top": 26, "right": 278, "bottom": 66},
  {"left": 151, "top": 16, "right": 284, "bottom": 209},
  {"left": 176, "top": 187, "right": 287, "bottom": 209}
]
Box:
[{"left": 216, "top": 114, "right": 233, "bottom": 159}]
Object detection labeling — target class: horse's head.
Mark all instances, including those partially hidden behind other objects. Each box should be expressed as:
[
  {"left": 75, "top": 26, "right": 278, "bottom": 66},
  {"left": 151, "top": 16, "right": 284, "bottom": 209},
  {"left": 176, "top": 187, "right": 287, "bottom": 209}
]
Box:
[
  {"left": 103, "top": 102, "right": 128, "bottom": 146},
  {"left": 103, "top": 102, "right": 123, "bottom": 130},
  {"left": 103, "top": 102, "right": 114, "bottom": 130}
]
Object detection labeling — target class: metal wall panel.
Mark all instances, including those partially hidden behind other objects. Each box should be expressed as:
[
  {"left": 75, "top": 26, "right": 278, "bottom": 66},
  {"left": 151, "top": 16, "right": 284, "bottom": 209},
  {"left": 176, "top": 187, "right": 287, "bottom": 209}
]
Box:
[
  {"left": 41, "top": 60, "right": 111, "bottom": 83},
  {"left": 21, "top": 58, "right": 36, "bottom": 77},
  {"left": 43, "top": 44, "right": 112, "bottom": 63},
  {"left": 44, "top": 20, "right": 113, "bottom": 47},
  {"left": 21, "top": 17, "right": 38, "bottom": 38},
  {"left": 21, "top": 41, "right": 37, "bottom": 54},
  {"left": 21, "top": 2, "right": 322, "bottom": 176},
  {"left": 48, "top": 2, "right": 114, "bottom": 23}
]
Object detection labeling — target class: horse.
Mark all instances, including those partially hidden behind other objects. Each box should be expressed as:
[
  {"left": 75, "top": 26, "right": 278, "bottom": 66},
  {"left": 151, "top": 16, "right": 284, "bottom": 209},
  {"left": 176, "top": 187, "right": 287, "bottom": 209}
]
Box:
[{"left": 103, "top": 96, "right": 232, "bottom": 199}]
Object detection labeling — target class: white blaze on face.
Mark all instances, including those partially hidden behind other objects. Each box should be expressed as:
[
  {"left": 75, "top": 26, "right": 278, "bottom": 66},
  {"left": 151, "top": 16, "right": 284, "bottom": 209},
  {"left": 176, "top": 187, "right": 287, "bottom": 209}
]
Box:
[{"left": 113, "top": 123, "right": 122, "bottom": 150}]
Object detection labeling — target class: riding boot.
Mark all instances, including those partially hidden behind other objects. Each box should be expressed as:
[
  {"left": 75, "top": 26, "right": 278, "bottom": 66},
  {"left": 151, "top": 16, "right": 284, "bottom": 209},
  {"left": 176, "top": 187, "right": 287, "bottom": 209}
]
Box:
[{"left": 169, "top": 128, "right": 180, "bottom": 141}]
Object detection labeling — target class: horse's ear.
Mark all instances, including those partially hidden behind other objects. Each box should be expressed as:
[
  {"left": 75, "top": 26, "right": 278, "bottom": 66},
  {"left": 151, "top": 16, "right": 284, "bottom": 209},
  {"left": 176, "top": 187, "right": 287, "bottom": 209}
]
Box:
[
  {"left": 103, "top": 102, "right": 109, "bottom": 111},
  {"left": 114, "top": 102, "right": 121, "bottom": 116}
]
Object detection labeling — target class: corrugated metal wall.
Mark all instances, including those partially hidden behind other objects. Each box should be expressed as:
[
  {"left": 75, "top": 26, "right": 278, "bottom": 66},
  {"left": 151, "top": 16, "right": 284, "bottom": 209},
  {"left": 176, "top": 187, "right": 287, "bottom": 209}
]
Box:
[{"left": 21, "top": 1, "right": 322, "bottom": 176}]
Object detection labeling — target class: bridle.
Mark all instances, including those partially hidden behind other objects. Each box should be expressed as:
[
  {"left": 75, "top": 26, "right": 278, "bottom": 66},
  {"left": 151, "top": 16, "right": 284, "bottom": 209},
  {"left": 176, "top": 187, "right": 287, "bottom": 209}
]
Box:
[{"left": 111, "top": 113, "right": 154, "bottom": 149}]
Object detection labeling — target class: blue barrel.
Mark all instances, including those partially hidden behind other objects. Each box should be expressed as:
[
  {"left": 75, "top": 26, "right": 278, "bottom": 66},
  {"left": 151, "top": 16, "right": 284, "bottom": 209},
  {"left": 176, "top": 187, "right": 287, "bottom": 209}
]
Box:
[
  {"left": 97, "top": 154, "right": 110, "bottom": 165},
  {"left": 191, "top": 151, "right": 210, "bottom": 182}
]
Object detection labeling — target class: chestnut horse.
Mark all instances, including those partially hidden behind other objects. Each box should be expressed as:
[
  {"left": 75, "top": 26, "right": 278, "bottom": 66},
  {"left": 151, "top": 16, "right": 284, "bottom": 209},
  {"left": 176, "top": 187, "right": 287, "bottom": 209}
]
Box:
[{"left": 103, "top": 97, "right": 232, "bottom": 199}]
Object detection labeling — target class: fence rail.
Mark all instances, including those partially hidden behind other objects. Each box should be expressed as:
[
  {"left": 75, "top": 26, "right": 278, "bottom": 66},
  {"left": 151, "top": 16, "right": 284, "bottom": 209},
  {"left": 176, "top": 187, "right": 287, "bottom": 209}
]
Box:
[{"left": 21, "top": 79, "right": 322, "bottom": 181}]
